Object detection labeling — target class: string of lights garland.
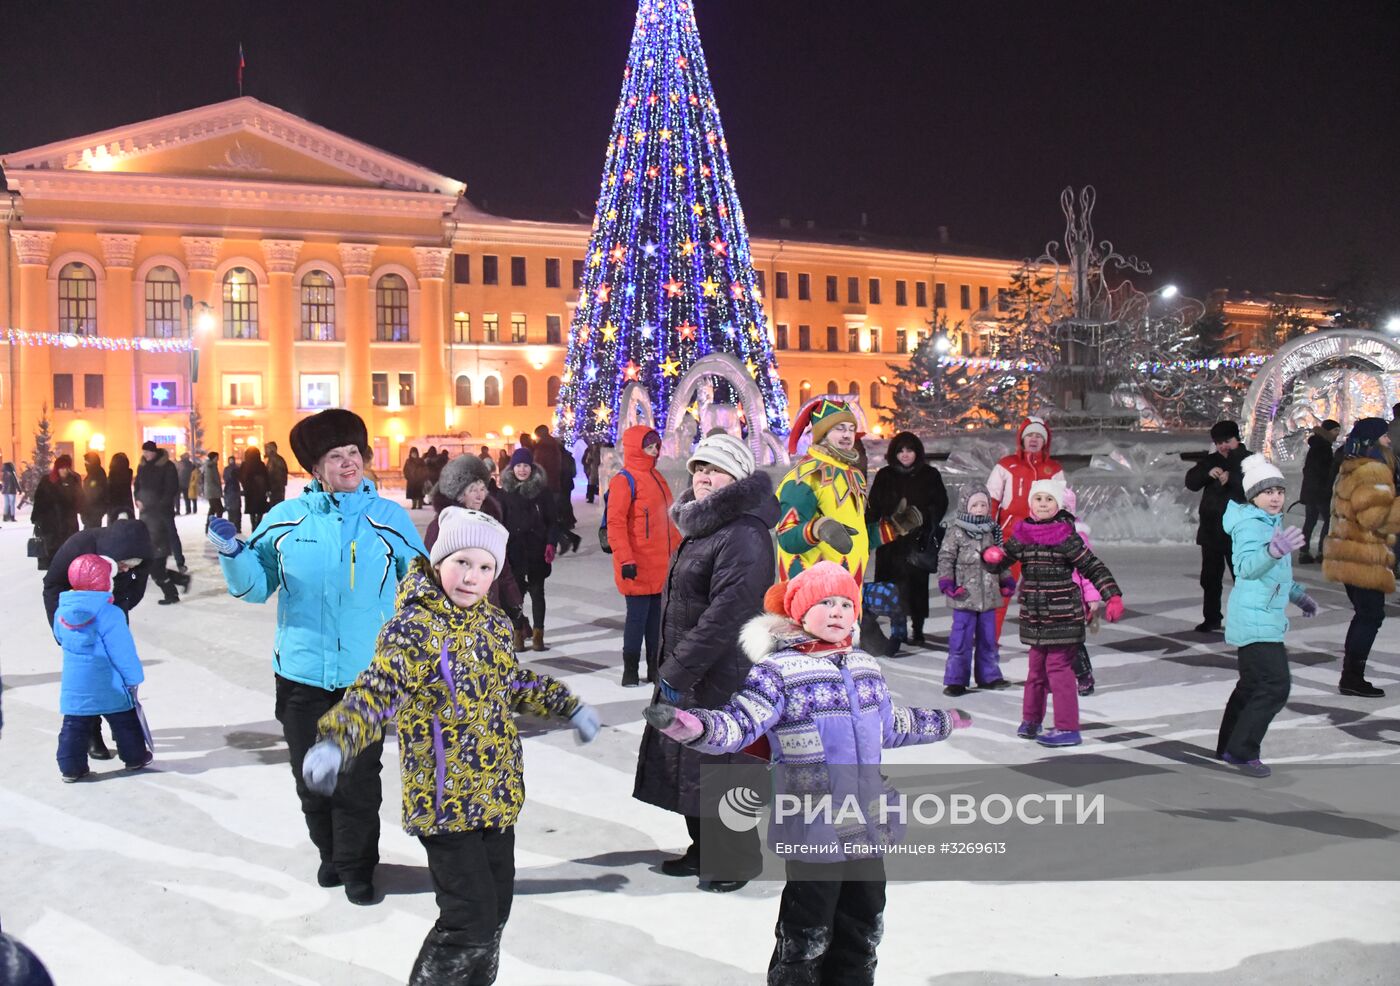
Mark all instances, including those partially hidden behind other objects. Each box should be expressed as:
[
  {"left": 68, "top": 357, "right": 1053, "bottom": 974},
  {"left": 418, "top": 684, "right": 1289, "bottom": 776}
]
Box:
[
  {"left": 555, "top": 0, "right": 788, "bottom": 443},
  {"left": 4, "top": 328, "right": 194, "bottom": 353},
  {"left": 917, "top": 351, "right": 1267, "bottom": 396}
]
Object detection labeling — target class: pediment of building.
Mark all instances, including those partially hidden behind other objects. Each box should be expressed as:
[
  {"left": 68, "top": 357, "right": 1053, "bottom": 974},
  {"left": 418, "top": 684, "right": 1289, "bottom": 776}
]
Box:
[{"left": 2, "top": 97, "right": 463, "bottom": 196}]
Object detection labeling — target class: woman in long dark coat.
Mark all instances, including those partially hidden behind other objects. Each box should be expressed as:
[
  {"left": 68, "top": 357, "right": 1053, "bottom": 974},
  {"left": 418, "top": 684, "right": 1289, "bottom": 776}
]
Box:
[
  {"left": 32, "top": 455, "right": 82, "bottom": 568},
  {"left": 402, "top": 446, "right": 426, "bottom": 509},
  {"left": 240, "top": 447, "right": 271, "bottom": 531},
  {"left": 105, "top": 452, "right": 136, "bottom": 524},
  {"left": 633, "top": 433, "right": 776, "bottom": 893},
  {"left": 79, "top": 452, "right": 108, "bottom": 529},
  {"left": 867, "top": 431, "right": 949, "bottom": 652}
]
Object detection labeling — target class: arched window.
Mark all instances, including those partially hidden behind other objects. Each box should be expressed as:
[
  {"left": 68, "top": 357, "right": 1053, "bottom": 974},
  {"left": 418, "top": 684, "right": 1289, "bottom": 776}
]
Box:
[
  {"left": 300, "top": 270, "right": 336, "bottom": 341},
  {"left": 546, "top": 376, "right": 561, "bottom": 406},
  {"left": 511, "top": 375, "right": 529, "bottom": 406},
  {"left": 222, "top": 267, "right": 259, "bottom": 339},
  {"left": 848, "top": 381, "right": 861, "bottom": 401},
  {"left": 483, "top": 376, "right": 501, "bottom": 406},
  {"left": 799, "top": 380, "right": 813, "bottom": 403},
  {"left": 870, "top": 382, "right": 882, "bottom": 407},
  {"left": 375, "top": 273, "right": 409, "bottom": 342},
  {"left": 454, "top": 374, "right": 473, "bottom": 406},
  {"left": 144, "top": 265, "right": 181, "bottom": 338},
  {"left": 826, "top": 379, "right": 840, "bottom": 396},
  {"left": 58, "top": 262, "right": 97, "bottom": 336}
]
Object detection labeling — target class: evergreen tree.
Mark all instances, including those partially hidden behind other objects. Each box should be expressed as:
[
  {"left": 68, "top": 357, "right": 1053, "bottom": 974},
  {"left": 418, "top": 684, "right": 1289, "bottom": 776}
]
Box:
[
  {"left": 32, "top": 402, "right": 54, "bottom": 476},
  {"left": 977, "top": 262, "right": 1064, "bottom": 418},
  {"left": 1260, "top": 300, "right": 1315, "bottom": 349},
  {"left": 888, "top": 307, "right": 1013, "bottom": 432},
  {"left": 189, "top": 407, "right": 205, "bottom": 457},
  {"left": 1191, "top": 311, "right": 1234, "bottom": 356},
  {"left": 556, "top": 0, "right": 787, "bottom": 445}
]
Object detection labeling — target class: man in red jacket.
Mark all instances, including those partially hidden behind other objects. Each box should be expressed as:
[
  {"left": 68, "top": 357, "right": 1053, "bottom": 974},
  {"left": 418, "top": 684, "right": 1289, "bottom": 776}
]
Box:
[{"left": 985, "top": 417, "right": 1066, "bottom": 639}]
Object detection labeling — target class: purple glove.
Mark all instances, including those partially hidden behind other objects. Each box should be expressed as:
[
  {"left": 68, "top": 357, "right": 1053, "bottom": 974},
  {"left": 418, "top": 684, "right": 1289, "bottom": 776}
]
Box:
[
  {"left": 938, "top": 577, "right": 968, "bottom": 600},
  {"left": 643, "top": 703, "right": 703, "bottom": 743},
  {"left": 999, "top": 576, "right": 1017, "bottom": 598},
  {"left": 1295, "top": 593, "right": 1318, "bottom": 618},
  {"left": 948, "top": 710, "right": 972, "bottom": 730},
  {"left": 544, "top": 544, "right": 556, "bottom": 565},
  {"left": 1267, "top": 525, "right": 1305, "bottom": 559}
]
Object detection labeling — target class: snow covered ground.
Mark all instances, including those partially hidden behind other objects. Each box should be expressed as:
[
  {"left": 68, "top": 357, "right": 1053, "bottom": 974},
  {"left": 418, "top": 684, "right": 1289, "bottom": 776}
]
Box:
[{"left": 2, "top": 494, "right": 1399, "bottom": 985}]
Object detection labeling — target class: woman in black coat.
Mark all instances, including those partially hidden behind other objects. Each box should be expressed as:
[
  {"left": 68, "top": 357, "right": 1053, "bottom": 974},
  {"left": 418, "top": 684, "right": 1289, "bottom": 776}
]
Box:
[
  {"left": 498, "top": 447, "right": 559, "bottom": 652},
  {"left": 633, "top": 434, "right": 776, "bottom": 892},
  {"left": 79, "top": 452, "right": 108, "bottom": 530},
  {"left": 240, "top": 447, "right": 271, "bottom": 530},
  {"left": 105, "top": 452, "right": 136, "bottom": 524},
  {"left": 32, "top": 455, "right": 82, "bottom": 569},
  {"left": 867, "top": 431, "right": 949, "bottom": 650}
]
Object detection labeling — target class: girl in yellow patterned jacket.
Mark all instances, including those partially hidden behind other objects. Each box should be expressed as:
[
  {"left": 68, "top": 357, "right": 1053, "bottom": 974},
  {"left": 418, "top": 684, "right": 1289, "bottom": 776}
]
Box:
[{"left": 304, "top": 507, "right": 600, "bottom": 985}]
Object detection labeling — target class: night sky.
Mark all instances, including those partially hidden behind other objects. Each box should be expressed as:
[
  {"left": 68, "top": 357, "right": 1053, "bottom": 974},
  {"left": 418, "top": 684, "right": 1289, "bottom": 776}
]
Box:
[{"left": 3, "top": 0, "right": 1397, "bottom": 299}]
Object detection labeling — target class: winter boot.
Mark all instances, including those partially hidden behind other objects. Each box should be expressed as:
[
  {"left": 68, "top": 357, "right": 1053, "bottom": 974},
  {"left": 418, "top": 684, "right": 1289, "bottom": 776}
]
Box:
[
  {"left": 316, "top": 859, "right": 342, "bottom": 888},
  {"left": 531, "top": 628, "right": 549, "bottom": 652},
  {"left": 644, "top": 651, "right": 658, "bottom": 684},
  {"left": 768, "top": 923, "right": 833, "bottom": 986},
  {"left": 943, "top": 685, "right": 967, "bottom": 697},
  {"left": 1340, "top": 653, "right": 1386, "bottom": 697},
  {"left": 89, "top": 726, "right": 114, "bottom": 761},
  {"left": 512, "top": 626, "right": 527, "bottom": 653},
  {"left": 409, "top": 928, "right": 497, "bottom": 986},
  {"left": 622, "top": 652, "right": 641, "bottom": 688}
]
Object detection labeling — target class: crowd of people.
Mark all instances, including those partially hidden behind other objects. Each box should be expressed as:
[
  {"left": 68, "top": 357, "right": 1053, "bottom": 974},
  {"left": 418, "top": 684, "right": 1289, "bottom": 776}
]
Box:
[{"left": 11, "top": 397, "right": 1399, "bottom": 986}]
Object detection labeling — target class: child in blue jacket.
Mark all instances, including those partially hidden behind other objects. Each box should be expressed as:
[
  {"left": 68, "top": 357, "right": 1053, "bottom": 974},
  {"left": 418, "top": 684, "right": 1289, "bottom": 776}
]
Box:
[
  {"left": 54, "top": 554, "right": 151, "bottom": 781},
  {"left": 1217, "top": 455, "right": 1318, "bottom": 778}
]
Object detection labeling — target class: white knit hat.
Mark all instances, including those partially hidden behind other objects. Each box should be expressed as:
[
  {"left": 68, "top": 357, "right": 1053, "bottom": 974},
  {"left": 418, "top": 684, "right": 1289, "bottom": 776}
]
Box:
[
  {"left": 1241, "top": 454, "right": 1286, "bottom": 502},
  {"left": 1028, "top": 478, "right": 1067, "bottom": 509},
  {"left": 430, "top": 507, "right": 509, "bottom": 571},
  {"left": 1021, "top": 418, "right": 1049, "bottom": 443},
  {"left": 686, "top": 433, "right": 755, "bottom": 479}
]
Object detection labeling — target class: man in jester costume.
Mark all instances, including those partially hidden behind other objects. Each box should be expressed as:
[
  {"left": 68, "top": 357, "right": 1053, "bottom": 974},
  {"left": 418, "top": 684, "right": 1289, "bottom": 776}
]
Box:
[{"left": 775, "top": 398, "right": 923, "bottom": 581}]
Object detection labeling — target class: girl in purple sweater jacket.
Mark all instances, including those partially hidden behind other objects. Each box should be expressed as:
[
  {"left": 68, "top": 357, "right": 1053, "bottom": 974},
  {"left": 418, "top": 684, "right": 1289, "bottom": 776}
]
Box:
[{"left": 646, "top": 560, "right": 969, "bottom": 986}]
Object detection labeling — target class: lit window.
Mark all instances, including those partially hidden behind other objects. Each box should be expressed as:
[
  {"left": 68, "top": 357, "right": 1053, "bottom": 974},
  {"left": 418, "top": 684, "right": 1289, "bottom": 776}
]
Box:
[
  {"left": 224, "top": 374, "right": 262, "bottom": 408},
  {"left": 144, "top": 266, "right": 181, "bottom": 338},
  {"left": 300, "top": 270, "right": 336, "bottom": 341},
  {"left": 300, "top": 374, "right": 339, "bottom": 410},
  {"left": 222, "top": 267, "right": 259, "bottom": 339},
  {"left": 511, "top": 314, "right": 527, "bottom": 343},
  {"left": 453, "top": 312, "right": 471, "bottom": 344},
  {"left": 148, "top": 379, "right": 178, "bottom": 408},
  {"left": 397, "top": 372, "right": 416, "bottom": 406},
  {"left": 483, "top": 313, "right": 499, "bottom": 343},
  {"left": 59, "top": 262, "right": 97, "bottom": 336},
  {"left": 371, "top": 372, "right": 389, "bottom": 407},
  {"left": 376, "top": 274, "right": 409, "bottom": 342}
]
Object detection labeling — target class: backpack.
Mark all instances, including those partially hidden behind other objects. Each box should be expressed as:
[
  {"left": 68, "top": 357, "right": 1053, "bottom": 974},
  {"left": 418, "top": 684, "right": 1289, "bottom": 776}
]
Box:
[{"left": 598, "top": 469, "right": 635, "bottom": 554}]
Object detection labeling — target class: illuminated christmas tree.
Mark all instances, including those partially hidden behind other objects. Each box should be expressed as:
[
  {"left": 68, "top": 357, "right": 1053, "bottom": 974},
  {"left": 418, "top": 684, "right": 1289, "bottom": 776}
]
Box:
[{"left": 555, "top": 0, "right": 788, "bottom": 445}]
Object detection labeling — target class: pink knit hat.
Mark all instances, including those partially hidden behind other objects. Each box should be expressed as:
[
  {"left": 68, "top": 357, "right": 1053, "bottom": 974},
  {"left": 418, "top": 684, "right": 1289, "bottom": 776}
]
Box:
[{"left": 765, "top": 560, "right": 862, "bottom": 622}]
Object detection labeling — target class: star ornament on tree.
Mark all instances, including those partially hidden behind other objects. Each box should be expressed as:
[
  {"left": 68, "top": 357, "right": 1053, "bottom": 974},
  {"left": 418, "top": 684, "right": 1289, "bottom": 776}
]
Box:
[
  {"left": 678, "top": 323, "right": 698, "bottom": 341},
  {"left": 609, "top": 244, "right": 627, "bottom": 264},
  {"left": 596, "top": 283, "right": 612, "bottom": 303},
  {"left": 594, "top": 403, "right": 612, "bottom": 424},
  {"left": 661, "top": 356, "right": 681, "bottom": 378},
  {"left": 710, "top": 237, "right": 728, "bottom": 256},
  {"left": 623, "top": 360, "right": 641, "bottom": 381},
  {"left": 701, "top": 278, "right": 719, "bottom": 298},
  {"left": 664, "top": 279, "right": 684, "bottom": 298},
  {"left": 601, "top": 322, "right": 620, "bottom": 343}
]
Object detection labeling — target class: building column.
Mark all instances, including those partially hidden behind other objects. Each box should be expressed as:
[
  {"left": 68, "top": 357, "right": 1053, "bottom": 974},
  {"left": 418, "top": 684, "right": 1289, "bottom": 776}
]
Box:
[
  {"left": 97, "top": 233, "right": 140, "bottom": 456},
  {"left": 11, "top": 229, "right": 56, "bottom": 461},
  {"left": 182, "top": 236, "right": 223, "bottom": 450},
  {"left": 413, "top": 246, "right": 451, "bottom": 437},
  {"left": 262, "top": 239, "right": 303, "bottom": 445},
  {"left": 339, "top": 243, "right": 377, "bottom": 421}
]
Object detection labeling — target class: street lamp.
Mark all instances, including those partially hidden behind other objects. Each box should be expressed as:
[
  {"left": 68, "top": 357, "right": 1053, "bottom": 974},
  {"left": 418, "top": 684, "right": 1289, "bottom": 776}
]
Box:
[
  {"left": 1159, "top": 284, "right": 1179, "bottom": 299},
  {"left": 183, "top": 294, "right": 215, "bottom": 454},
  {"left": 1385, "top": 315, "right": 1400, "bottom": 336}
]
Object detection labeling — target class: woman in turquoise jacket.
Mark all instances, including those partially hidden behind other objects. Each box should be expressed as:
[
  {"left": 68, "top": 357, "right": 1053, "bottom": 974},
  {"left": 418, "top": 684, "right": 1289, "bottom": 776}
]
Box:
[
  {"left": 208, "top": 409, "right": 426, "bottom": 904},
  {"left": 1217, "top": 455, "right": 1317, "bottom": 778}
]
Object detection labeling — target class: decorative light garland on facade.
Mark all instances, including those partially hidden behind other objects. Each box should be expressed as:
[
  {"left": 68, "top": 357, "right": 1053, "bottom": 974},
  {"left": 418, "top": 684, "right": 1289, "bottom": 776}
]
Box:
[{"left": 4, "top": 328, "right": 194, "bottom": 353}]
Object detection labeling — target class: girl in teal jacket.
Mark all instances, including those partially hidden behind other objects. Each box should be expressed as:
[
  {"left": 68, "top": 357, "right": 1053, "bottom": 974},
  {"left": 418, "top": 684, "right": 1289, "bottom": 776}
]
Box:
[{"left": 1217, "top": 455, "right": 1317, "bottom": 778}]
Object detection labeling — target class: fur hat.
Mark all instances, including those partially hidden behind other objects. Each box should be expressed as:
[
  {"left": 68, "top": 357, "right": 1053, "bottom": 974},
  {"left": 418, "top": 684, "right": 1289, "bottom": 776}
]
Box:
[
  {"left": 289, "top": 408, "right": 370, "bottom": 473},
  {"left": 1241, "top": 453, "right": 1286, "bottom": 501},
  {"left": 764, "top": 561, "right": 861, "bottom": 624},
  {"left": 1028, "top": 478, "right": 1068, "bottom": 509},
  {"left": 141, "top": 440, "right": 159, "bottom": 453},
  {"left": 1210, "top": 420, "right": 1240, "bottom": 443},
  {"left": 788, "top": 398, "right": 857, "bottom": 454},
  {"left": 430, "top": 507, "right": 509, "bottom": 571},
  {"left": 437, "top": 454, "right": 493, "bottom": 504},
  {"left": 67, "top": 553, "right": 115, "bottom": 593},
  {"left": 509, "top": 447, "right": 534, "bottom": 468},
  {"left": 687, "top": 433, "right": 754, "bottom": 479}
]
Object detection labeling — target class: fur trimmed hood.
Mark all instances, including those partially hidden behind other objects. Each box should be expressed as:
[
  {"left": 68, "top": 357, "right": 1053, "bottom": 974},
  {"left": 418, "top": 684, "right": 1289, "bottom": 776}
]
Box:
[
  {"left": 501, "top": 463, "right": 549, "bottom": 499},
  {"left": 738, "top": 610, "right": 859, "bottom": 663},
  {"left": 670, "top": 470, "right": 775, "bottom": 539}
]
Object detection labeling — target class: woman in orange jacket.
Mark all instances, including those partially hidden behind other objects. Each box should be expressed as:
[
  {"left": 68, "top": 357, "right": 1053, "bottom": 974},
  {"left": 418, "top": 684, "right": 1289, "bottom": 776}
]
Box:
[{"left": 607, "top": 425, "right": 680, "bottom": 686}]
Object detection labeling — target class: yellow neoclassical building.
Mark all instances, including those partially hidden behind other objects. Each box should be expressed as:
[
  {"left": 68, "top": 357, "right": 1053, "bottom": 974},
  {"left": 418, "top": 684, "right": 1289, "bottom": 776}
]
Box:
[{"left": 1, "top": 97, "right": 1021, "bottom": 470}]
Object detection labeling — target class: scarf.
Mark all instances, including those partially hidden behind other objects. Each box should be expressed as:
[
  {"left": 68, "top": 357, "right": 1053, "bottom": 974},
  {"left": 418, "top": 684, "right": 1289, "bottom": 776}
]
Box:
[
  {"left": 954, "top": 512, "right": 1002, "bottom": 544},
  {"left": 817, "top": 442, "right": 861, "bottom": 466}
]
